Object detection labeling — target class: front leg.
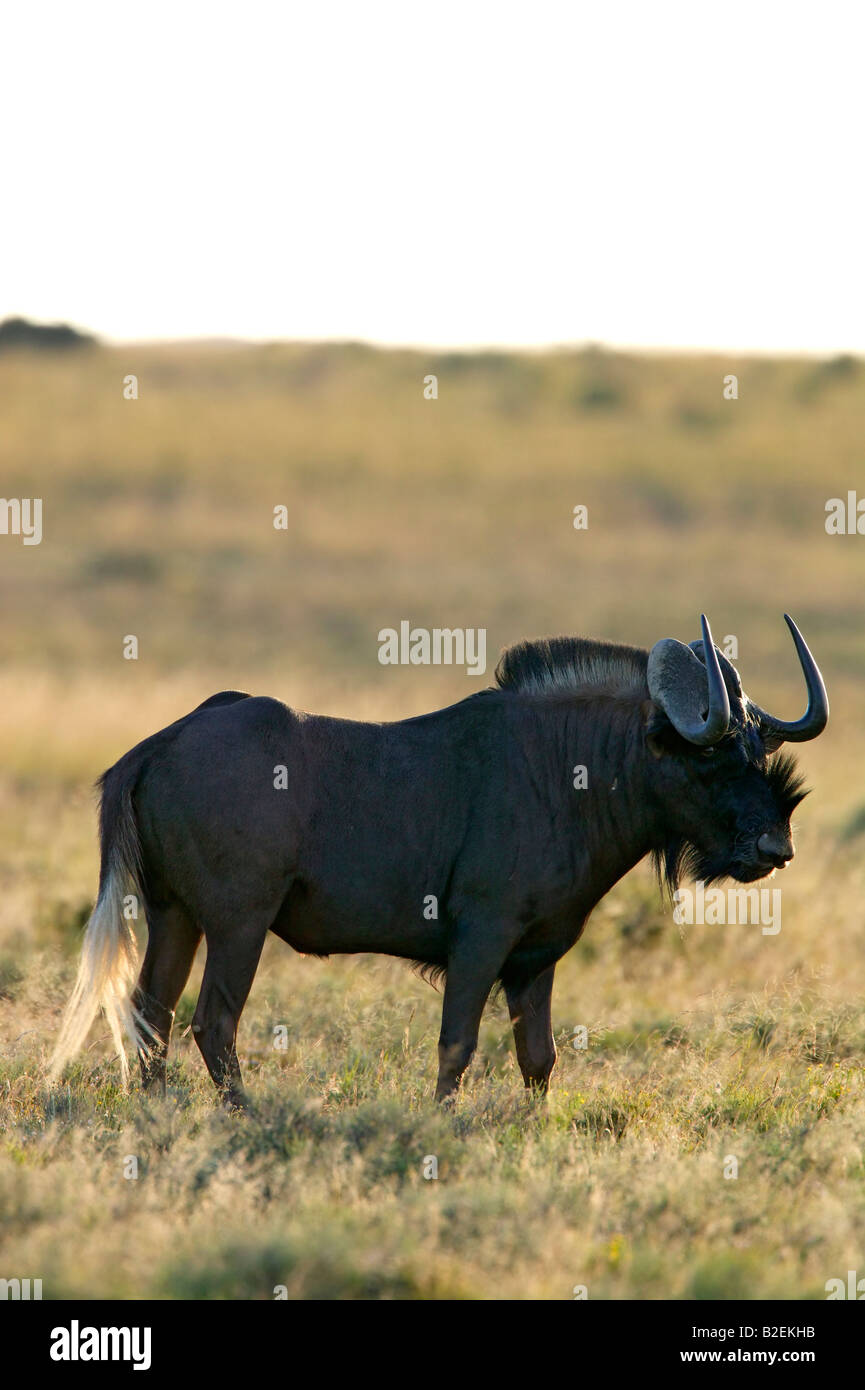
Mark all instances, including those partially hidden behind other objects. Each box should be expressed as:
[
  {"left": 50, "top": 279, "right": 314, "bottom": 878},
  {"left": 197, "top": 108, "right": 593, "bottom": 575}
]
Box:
[
  {"left": 435, "top": 925, "right": 514, "bottom": 1103},
  {"left": 504, "top": 963, "right": 557, "bottom": 1094}
]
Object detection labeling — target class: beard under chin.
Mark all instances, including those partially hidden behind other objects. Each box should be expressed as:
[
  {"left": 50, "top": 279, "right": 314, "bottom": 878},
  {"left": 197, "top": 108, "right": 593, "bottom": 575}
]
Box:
[
  {"left": 730, "top": 861, "right": 778, "bottom": 884},
  {"left": 653, "top": 838, "right": 778, "bottom": 894}
]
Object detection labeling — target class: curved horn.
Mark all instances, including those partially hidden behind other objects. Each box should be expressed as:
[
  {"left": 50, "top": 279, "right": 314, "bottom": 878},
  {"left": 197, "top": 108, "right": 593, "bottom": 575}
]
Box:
[
  {"left": 647, "top": 614, "right": 731, "bottom": 746},
  {"left": 749, "top": 614, "right": 829, "bottom": 744},
  {"left": 688, "top": 638, "right": 742, "bottom": 699}
]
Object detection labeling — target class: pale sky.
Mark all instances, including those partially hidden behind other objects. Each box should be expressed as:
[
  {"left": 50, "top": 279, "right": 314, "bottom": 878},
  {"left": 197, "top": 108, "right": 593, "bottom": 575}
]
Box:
[{"left": 3, "top": 2, "right": 863, "bottom": 351}]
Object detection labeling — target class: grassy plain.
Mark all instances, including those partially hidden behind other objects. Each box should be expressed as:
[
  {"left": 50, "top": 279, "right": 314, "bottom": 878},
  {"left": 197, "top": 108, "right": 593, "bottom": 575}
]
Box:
[{"left": 1, "top": 341, "right": 864, "bottom": 1298}]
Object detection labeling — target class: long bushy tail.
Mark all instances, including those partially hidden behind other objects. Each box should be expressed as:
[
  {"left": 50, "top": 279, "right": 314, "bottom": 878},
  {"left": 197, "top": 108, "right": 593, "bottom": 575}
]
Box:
[{"left": 49, "top": 774, "right": 150, "bottom": 1087}]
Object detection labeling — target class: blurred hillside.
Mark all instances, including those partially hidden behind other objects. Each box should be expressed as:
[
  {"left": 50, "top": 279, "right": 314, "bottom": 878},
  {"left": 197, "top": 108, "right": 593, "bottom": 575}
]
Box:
[{"left": 1, "top": 341, "right": 862, "bottom": 691}]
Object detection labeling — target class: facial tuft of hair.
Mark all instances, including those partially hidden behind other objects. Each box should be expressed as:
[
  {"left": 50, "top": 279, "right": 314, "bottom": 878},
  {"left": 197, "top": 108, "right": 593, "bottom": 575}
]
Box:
[{"left": 765, "top": 751, "right": 809, "bottom": 818}]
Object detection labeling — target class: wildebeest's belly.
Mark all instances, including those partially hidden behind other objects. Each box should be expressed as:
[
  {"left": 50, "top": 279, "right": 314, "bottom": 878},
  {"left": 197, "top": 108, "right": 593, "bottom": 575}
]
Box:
[{"left": 268, "top": 874, "right": 450, "bottom": 962}]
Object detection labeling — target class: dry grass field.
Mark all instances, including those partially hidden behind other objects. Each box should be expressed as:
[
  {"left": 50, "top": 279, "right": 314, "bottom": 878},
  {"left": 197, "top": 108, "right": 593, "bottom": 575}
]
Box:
[{"left": 1, "top": 340, "right": 864, "bottom": 1298}]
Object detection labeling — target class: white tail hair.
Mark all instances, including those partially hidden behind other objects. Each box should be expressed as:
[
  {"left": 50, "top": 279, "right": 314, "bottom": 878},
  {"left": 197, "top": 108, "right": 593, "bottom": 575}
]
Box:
[{"left": 49, "top": 859, "right": 150, "bottom": 1087}]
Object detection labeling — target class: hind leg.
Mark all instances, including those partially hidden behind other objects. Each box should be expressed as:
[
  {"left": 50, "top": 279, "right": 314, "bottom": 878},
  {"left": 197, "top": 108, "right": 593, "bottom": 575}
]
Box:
[
  {"left": 192, "top": 920, "right": 269, "bottom": 1111},
  {"left": 133, "top": 901, "right": 202, "bottom": 1095}
]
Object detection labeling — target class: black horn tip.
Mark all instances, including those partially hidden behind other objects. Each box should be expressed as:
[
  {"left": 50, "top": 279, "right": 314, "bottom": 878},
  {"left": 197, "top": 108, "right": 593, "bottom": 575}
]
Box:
[{"left": 754, "top": 614, "right": 829, "bottom": 744}]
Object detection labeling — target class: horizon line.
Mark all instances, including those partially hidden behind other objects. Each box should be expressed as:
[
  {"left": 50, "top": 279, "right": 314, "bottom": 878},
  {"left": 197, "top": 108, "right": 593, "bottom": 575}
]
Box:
[{"left": 1, "top": 317, "right": 860, "bottom": 362}]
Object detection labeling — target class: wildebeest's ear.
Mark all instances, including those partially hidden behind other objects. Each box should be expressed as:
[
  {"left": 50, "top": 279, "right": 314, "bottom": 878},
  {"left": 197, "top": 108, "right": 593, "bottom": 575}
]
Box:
[
  {"left": 760, "top": 728, "right": 786, "bottom": 756},
  {"left": 643, "top": 701, "right": 678, "bottom": 759}
]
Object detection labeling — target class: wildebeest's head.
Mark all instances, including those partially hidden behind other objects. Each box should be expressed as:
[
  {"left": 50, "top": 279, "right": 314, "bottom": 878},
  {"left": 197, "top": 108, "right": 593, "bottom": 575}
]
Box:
[{"left": 646, "top": 615, "right": 828, "bottom": 887}]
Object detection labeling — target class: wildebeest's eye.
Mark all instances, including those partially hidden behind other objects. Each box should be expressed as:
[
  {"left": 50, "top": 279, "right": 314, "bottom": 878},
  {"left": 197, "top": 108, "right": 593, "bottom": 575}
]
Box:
[{"left": 700, "top": 747, "right": 716, "bottom": 758}]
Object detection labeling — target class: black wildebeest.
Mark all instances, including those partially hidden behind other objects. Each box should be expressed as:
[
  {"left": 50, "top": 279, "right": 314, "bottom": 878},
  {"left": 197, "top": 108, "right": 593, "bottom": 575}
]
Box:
[{"left": 51, "top": 615, "right": 827, "bottom": 1106}]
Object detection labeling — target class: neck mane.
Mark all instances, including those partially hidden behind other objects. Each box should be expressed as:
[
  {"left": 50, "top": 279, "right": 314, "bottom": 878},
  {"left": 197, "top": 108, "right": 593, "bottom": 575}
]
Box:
[
  {"left": 493, "top": 635, "right": 667, "bottom": 911},
  {"left": 494, "top": 634, "right": 650, "bottom": 701}
]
